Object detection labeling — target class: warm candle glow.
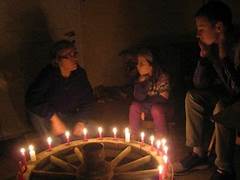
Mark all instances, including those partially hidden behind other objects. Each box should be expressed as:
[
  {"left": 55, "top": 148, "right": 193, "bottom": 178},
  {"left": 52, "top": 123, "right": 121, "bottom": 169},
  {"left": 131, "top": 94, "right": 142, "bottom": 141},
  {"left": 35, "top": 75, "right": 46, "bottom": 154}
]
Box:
[
  {"left": 163, "top": 145, "right": 168, "bottom": 154},
  {"left": 161, "top": 138, "right": 167, "bottom": 146},
  {"left": 47, "top": 136, "right": 52, "bottom": 150},
  {"left": 83, "top": 128, "right": 88, "bottom": 135},
  {"left": 113, "top": 127, "right": 117, "bottom": 139},
  {"left": 65, "top": 131, "right": 70, "bottom": 138},
  {"left": 140, "top": 131, "right": 145, "bottom": 142},
  {"left": 98, "top": 127, "right": 103, "bottom": 138},
  {"left": 83, "top": 128, "right": 88, "bottom": 140},
  {"left": 163, "top": 155, "right": 168, "bottom": 164},
  {"left": 150, "top": 135, "right": 155, "bottom": 146},
  {"left": 28, "top": 145, "right": 36, "bottom": 161},
  {"left": 156, "top": 140, "right": 161, "bottom": 149},
  {"left": 47, "top": 137, "right": 52, "bottom": 145},
  {"left": 158, "top": 164, "right": 164, "bottom": 174},
  {"left": 65, "top": 131, "right": 70, "bottom": 144},
  {"left": 124, "top": 127, "right": 130, "bottom": 142},
  {"left": 28, "top": 145, "right": 34, "bottom": 151},
  {"left": 20, "top": 148, "right": 25, "bottom": 155}
]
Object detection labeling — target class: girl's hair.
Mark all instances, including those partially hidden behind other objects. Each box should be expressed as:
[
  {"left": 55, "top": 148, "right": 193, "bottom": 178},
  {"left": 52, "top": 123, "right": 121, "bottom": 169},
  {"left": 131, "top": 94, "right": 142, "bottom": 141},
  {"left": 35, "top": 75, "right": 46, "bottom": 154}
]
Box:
[{"left": 136, "top": 48, "right": 164, "bottom": 83}]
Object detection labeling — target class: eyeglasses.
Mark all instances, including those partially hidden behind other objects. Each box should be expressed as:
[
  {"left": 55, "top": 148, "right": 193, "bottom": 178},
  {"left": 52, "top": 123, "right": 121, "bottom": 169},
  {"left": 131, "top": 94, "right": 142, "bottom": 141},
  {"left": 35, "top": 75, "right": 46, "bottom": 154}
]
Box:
[{"left": 59, "top": 51, "right": 78, "bottom": 59}]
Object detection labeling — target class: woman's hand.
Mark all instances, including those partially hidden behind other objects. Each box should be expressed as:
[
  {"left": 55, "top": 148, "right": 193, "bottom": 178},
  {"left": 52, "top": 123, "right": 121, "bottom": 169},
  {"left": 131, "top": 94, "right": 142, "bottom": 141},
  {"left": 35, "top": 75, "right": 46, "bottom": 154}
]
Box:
[
  {"left": 50, "top": 113, "right": 67, "bottom": 136},
  {"left": 73, "top": 122, "right": 85, "bottom": 136}
]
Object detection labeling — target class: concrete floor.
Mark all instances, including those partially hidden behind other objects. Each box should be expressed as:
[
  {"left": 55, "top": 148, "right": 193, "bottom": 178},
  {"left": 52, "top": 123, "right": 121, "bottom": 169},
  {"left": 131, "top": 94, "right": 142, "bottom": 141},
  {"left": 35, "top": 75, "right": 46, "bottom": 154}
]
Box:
[{"left": 0, "top": 100, "right": 239, "bottom": 180}]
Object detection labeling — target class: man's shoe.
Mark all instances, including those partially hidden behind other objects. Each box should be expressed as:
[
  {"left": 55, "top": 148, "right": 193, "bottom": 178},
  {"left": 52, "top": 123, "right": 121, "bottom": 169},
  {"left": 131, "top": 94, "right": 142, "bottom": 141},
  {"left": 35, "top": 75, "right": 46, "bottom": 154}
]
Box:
[
  {"left": 173, "top": 152, "right": 209, "bottom": 175},
  {"left": 210, "top": 168, "right": 235, "bottom": 180}
]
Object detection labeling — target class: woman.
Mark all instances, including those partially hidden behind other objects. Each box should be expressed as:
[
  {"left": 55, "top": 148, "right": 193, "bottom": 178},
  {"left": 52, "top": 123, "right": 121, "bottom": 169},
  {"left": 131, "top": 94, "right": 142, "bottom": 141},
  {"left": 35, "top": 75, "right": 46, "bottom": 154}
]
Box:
[{"left": 129, "top": 48, "right": 173, "bottom": 138}]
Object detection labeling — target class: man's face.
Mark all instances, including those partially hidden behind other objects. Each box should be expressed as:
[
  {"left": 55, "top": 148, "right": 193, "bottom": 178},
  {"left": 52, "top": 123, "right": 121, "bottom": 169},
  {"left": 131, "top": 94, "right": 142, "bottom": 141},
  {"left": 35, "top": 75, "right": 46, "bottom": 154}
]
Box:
[
  {"left": 195, "top": 16, "right": 219, "bottom": 45},
  {"left": 58, "top": 48, "right": 78, "bottom": 72}
]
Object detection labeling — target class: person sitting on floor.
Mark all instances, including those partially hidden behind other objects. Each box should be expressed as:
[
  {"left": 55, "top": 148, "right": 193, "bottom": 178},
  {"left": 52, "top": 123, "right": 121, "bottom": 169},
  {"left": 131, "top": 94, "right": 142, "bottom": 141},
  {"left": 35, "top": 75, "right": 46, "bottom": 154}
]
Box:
[
  {"left": 25, "top": 40, "right": 94, "bottom": 138},
  {"left": 173, "top": 1, "right": 240, "bottom": 180},
  {"left": 129, "top": 48, "right": 174, "bottom": 139}
]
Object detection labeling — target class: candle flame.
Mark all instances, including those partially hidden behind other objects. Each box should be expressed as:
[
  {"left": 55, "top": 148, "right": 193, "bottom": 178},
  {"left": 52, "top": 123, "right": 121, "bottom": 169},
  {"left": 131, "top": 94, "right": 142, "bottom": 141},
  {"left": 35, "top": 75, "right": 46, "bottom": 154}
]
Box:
[
  {"left": 65, "top": 131, "right": 70, "bottom": 138},
  {"left": 161, "top": 138, "right": 167, "bottom": 145},
  {"left": 163, "top": 155, "right": 168, "bottom": 164},
  {"left": 83, "top": 128, "right": 88, "bottom": 135},
  {"left": 158, "top": 164, "right": 164, "bottom": 174},
  {"left": 163, "top": 145, "right": 168, "bottom": 154},
  {"left": 150, "top": 135, "right": 155, "bottom": 144},
  {"left": 140, "top": 132, "right": 145, "bottom": 140},
  {"left": 47, "top": 137, "right": 52, "bottom": 144},
  {"left": 124, "top": 127, "right": 130, "bottom": 134},
  {"left": 113, "top": 127, "right": 117, "bottom": 134},
  {"left": 20, "top": 148, "right": 25, "bottom": 154},
  {"left": 28, "top": 144, "right": 34, "bottom": 151},
  {"left": 98, "top": 127, "right": 103, "bottom": 133}
]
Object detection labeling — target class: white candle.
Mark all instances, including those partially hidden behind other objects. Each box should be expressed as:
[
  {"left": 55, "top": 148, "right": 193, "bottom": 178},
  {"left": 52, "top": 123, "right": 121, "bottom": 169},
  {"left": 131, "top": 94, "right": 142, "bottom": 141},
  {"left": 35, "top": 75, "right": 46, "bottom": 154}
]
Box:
[
  {"left": 158, "top": 164, "right": 164, "bottom": 180},
  {"left": 83, "top": 128, "right": 88, "bottom": 141},
  {"left": 20, "top": 148, "right": 27, "bottom": 164},
  {"left": 28, "top": 145, "right": 36, "bottom": 161},
  {"left": 156, "top": 140, "right": 161, "bottom": 155},
  {"left": 150, "top": 135, "right": 155, "bottom": 150},
  {"left": 47, "top": 137, "right": 52, "bottom": 151},
  {"left": 163, "top": 155, "right": 168, "bottom": 164},
  {"left": 65, "top": 131, "right": 70, "bottom": 144},
  {"left": 113, "top": 127, "right": 117, "bottom": 139},
  {"left": 163, "top": 145, "right": 168, "bottom": 154},
  {"left": 98, "top": 127, "right": 103, "bottom": 139},
  {"left": 124, "top": 128, "right": 130, "bottom": 142},
  {"left": 140, "top": 132, "right": 145, "bottom": 143},
  {"left": 161, "top": 138, "right": 167, "bottom": 146}
]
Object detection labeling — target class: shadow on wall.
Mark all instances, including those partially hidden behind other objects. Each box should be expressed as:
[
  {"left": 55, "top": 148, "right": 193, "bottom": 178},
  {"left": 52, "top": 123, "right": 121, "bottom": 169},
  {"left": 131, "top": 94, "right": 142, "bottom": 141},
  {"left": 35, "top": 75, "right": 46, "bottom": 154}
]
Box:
[{"left": 0, "top": 3, "right": 53, "bottom": 140}]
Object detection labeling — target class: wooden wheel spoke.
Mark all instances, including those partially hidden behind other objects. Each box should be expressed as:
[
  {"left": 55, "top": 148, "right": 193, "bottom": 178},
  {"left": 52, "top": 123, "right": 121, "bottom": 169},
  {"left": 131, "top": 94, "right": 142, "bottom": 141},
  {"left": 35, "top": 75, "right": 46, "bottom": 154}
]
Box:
[
  {"left": 115, "top": 155, "right": 151, "bottom": 172},
  {"left": 74, "top": 147, "right": 85, "bottom": 165},
  {"left": 114, "top": 168, "right": 158, "bottom": 179},
  {"left": 50, "top": 155, "right": 77, "bottom": 173},
  {"left": 31, "top": 170, "right": 76, "bottom": 177},
  {"left": 110, "top": 146, "right": 131, "bottom": 169}
]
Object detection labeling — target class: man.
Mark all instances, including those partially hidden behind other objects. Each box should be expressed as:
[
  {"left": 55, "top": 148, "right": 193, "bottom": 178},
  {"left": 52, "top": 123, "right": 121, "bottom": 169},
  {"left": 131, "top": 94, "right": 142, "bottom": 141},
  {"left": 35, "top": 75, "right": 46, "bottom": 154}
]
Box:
[
  {"left": 26, "top": 40, "right": 94, "bottom": 138},
  {"left": 174, "top": 1, "right": 240, "bottom": 180}
]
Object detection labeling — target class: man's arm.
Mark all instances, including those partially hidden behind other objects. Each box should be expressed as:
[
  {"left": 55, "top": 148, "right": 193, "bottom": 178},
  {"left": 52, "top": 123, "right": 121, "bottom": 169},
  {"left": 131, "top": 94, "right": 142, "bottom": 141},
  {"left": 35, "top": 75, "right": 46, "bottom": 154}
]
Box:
[{"left": 25, "top": 66, "right": 55, "bottom": 120}]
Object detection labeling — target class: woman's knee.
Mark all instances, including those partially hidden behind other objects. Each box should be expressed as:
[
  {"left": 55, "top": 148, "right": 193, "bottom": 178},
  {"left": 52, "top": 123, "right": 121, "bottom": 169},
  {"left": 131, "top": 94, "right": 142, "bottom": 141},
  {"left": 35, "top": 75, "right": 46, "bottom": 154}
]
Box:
[
  {"left": 129, "top": 102, "right": 142, "bottom": 112},
  {"left": 151, "top": 104, "right": 165, "bottom": 116}
]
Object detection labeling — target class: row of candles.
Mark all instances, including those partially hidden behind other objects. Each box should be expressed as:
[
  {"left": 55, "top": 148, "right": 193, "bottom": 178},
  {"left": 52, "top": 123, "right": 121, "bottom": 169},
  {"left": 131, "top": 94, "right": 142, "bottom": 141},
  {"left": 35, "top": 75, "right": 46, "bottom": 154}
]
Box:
[{"left": 19, "top": 127, "right": 169, "bottom": 179}]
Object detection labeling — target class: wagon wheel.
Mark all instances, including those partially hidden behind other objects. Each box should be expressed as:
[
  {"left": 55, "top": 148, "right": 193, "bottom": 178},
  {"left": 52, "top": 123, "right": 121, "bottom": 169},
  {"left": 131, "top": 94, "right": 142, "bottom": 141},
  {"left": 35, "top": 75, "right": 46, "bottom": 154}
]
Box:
[{"left": 23, "top": 138, "right": 173, "bottom": 180}]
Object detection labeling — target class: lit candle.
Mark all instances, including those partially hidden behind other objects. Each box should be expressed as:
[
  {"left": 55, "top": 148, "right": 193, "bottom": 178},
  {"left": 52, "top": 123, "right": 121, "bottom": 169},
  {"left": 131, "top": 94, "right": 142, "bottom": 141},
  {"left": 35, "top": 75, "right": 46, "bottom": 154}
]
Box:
[
  {"left": 65, "top": 131, "right": 70, "bottom": 144},
  {"left": 140, "top": 131, "right": 145, "bottom": 145},
  {"left": 161, "top": 138, "right": 167, "bottom": 146},
  {"left": 150, "top": 135, "right": 155, "bottom": 150},
  {"left": 124, "top": 128, "right": 130, "bottom": 142},
  {"left": 83, "top": 128, "right": 88, "bottom": 141},
  {"left": 163, "top": 155, "right": 168, "bottom": 164},
  {"left": 156, "top": 140, "right": 161, "bottom": 155},
  {"left": 20, "top": 148, "right": 27, "bottom": 164},
  {"left": 163, "top": 145, "right": 168, "bottom": 154},
  {"left": 98, "top": 127, "right": 103, "bottom": 139},
  {"left": 47, "top": 137, "right": 52, "bottom": 151},
  {"left": 158, "top": 164, "right": 164, "bottom": 180},
  {"left": 28, "top": 145, "right": 36, "bottom": 161},
  {"left": 113, "top": 127, "right": 117, "bottom": 139}
]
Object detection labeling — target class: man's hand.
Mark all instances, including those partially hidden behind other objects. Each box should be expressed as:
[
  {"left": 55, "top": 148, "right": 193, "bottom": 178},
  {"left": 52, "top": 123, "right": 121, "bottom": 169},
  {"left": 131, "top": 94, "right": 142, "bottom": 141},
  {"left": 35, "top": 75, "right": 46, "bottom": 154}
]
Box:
[
  {"left": 198, "top": 41, "right": 209, "bottom": 58},
  {"left": 73, "top": 122, "right": 85, "bottom": 136},
  {"left": 50, "top": 113, "right": 67, "bottom": 136}
]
